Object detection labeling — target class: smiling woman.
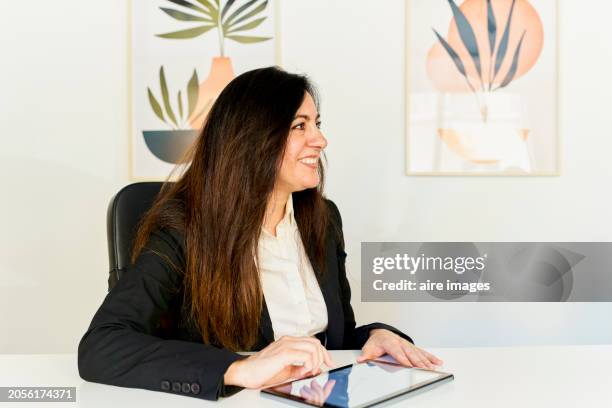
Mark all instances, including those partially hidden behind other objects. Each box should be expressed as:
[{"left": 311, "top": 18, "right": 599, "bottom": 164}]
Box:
[
  {"left": 78, "top": 66, "right": 441, "bottom": 402},
  {"left": 268, "top": 92, "right": 327, "bottom": 235}
]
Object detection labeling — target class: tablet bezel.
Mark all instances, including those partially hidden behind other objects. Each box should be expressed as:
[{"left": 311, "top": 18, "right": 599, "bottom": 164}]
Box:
[{"left": 260, "top": 360, "right": 454, "bottom": 408}]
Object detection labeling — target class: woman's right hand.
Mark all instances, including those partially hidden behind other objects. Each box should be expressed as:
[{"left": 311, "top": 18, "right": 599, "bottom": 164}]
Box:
[{"left": 223, "top": 335, "right": 335, "bottom": 389}]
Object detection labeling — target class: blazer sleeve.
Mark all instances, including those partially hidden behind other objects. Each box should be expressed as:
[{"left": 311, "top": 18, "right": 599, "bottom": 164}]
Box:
[
  {"left": 326, "top": 200, "right": 415, "bottom": 349},
  {"left": 78, "top": 228, "right": 246, "bottom": 401}
]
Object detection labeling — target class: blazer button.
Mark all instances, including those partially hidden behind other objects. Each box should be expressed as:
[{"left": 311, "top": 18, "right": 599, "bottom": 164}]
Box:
[
  {"left": 172, "top": 382, "right": 181, "bottom": 392},
  {"left": 190, "top": 383, "right": 201, "bottom": 395},
  {"left": 182, "top": 382, "right": 191, "bottom": 394},
  {"left": 160, "top": 380, "right": 170, "bottom": 391}
]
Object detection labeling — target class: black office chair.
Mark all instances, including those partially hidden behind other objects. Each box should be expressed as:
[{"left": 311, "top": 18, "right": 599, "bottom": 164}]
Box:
[{"left": 106, "top": 182, "right": 165, "bottom": 291}]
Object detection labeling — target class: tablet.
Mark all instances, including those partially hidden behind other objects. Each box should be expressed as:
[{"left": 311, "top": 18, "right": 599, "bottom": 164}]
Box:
[{"left": 261, "top": 360, "right": 454, "bottom": 408}]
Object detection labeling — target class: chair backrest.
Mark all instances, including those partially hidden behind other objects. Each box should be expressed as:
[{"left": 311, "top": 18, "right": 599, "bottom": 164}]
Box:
[{"left": 106, "top": 182, "right": 165, "bottom": 291}]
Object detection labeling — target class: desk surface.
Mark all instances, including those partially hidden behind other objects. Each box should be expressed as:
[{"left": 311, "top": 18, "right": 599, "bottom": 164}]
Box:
[{"left": 1, "top": 345, "right": 611, "bottom": 407}]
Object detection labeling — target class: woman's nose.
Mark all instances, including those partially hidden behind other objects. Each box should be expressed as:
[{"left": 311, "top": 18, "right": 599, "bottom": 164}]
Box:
[{"left": 309, "top": 129, "right": 327, "bottom": 149}]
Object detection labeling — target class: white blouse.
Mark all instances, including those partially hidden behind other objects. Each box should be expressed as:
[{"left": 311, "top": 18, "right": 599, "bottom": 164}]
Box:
[{"left": 257, "top": 195, "right": 328, "bottom": 340}]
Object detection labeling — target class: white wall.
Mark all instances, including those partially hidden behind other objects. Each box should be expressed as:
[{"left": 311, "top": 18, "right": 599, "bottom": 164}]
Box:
[
  {"left": 0, "top": 0, "right": 130, "bottom": 353},
  {"left": 1, "top": 0, "right": 611, "bottom": 353}
]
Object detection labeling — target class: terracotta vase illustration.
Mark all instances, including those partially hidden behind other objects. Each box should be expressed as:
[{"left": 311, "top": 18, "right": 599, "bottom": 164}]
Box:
[{"left": 189, "top": 57, "right": 235, "bottom": 130}]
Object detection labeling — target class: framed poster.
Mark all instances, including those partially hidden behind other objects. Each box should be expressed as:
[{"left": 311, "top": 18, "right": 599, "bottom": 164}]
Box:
[
  {"left": 406, "top": 0, "right": 559, "bottom": 176},
  {"left": 129, "top": 0, "right": 280, "bottom": 180}
]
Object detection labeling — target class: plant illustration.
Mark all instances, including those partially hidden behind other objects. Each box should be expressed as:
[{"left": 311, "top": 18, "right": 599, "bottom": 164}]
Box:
[
  {"left": 432, "top": 0, "right": 532, "bottom": 122},
  {"left": 147, "top": 66, "right": 201, "bottom": 129},
  {"left": 157, "top": 0, "right": 272, "bottom": 56}
]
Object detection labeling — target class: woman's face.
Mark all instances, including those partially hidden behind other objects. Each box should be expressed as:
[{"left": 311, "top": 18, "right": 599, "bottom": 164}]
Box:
[{"left": 276, "top": 92, "right": 327, "bottom": 194}]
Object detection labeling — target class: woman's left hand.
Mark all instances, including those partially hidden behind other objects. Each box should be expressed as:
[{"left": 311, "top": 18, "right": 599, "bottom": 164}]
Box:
[{"left": 356, "top": 329, "right": 443, "bottom": 370}]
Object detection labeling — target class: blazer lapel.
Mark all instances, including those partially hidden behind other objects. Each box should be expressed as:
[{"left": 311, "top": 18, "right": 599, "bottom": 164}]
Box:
[
  {"left": 257, "top": 298, "right": 275, "bottom": 346},
  {"left": 312, "top": 240, "right": 344, "bottom": 349}
]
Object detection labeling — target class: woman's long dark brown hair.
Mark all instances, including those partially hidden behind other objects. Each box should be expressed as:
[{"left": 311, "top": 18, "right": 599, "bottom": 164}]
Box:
[{"left": 131, "top": 67, "right": 329, "bottom": 351}]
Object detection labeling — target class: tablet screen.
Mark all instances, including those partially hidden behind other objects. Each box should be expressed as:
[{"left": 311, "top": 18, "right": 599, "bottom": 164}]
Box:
[{"left": 262, "top": 360, "right": 453, "bottom": 408}]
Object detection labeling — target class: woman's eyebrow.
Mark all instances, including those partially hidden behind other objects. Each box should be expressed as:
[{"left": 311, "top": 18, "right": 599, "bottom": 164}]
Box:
[{"left": 293, "top": 113, "right": 321, "bottom": 120}]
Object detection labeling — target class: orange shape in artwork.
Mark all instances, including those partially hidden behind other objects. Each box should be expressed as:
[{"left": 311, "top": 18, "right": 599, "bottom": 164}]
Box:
[
  {"left": 189, "top": 57, "right": 235, "bottom": 130},
  {"left": 427, "top": 0, "right": 544, "bottom": 93}
]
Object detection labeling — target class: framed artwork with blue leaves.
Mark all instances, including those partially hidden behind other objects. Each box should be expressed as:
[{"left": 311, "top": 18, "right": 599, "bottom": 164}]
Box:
[{"left": 406, "top": 0, "right": 559, "bottom": 176}]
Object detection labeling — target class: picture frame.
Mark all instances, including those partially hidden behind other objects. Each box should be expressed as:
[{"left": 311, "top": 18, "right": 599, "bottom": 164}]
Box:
[
  {"left": 405, "top": 0, "right": 560, "bottom": 176},
  {"left": 127, "top": 0, "right": 282, "bottom": 181}
]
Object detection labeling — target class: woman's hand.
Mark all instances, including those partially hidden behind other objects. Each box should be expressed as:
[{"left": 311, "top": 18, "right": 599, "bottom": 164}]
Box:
[
  {"left": 356, "top": 329, "right": 443, "bottom": 369},
  {"left": 224, "top": 335, "right": 335, "bottom": 389}
]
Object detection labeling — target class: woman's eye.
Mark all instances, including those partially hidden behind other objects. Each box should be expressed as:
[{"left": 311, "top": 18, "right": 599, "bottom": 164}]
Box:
[{"left": 293, "top": 123, "right": 305, "bottom": 130}]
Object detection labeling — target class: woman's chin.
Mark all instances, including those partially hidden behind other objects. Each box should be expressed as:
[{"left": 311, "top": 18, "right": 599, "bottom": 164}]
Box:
[
  {"left": 292, "top": 179, "right": 320, "bottom": 191},
  {"left": 303, "top": 178, "right": 320, "bottom": 190}
]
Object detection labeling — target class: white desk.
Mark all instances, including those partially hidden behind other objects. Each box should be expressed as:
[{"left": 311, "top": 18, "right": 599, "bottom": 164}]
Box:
[{"left": 1, "top": 346, "right": 611, "bottom": 407}]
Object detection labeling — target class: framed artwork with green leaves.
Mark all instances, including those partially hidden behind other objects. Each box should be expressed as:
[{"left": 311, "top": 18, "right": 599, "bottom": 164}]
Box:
[
  {"left": 129, "top": 0, "right": 279, "bottom": 180},
  {"left": 406, "top": 0, "right": 559, "bottom": 176}
]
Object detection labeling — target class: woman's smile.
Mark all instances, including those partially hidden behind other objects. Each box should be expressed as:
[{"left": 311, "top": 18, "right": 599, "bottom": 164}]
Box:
[{"left": 298, "top": 155, "right": 319, "bottom": 169}]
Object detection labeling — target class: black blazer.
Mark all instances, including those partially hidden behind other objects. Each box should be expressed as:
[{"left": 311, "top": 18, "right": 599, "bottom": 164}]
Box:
[{"left": 78, "top": 199, "right": 413, "bottom": 401}]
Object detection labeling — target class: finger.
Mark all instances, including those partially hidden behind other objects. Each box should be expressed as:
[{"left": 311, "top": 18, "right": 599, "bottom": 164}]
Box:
[
  {"left": 404, "top": 344, "right": 433, "bottom": 369},
  {"left": 309, "top": 340, "right": 322, "bottom": 373},
  {"left": 268, "top": 335, "right": 298, "bottom": 354},
  {"left": 281, "top": 340, "right": 321, "bottom": 371},
  {"left": 281, "top": 349, "right": 315, "bottom": 373},
  {"left": 416, "top": 349, "right": 435, "bottom": 369},
  {"left": 304, "top": 338, "right": 334, "bottom": 369},
  {"left": 386, "top": 346, "right": 413, "bottom": 367},
  {"left": 318, "top": 345, "right": 334, "bottom": 368},
  {"left": 418, "top": 350, "right": 435, "bottom": 369},
  {"left": 402, "top": 346, "right": 428, "bottom": 369},
  {"left": 289, "top": 339, "right": 321, "bottom": 368},
  {"left": 316, "top": 345, "right": 324, "bottom": 372},
  {"left": 315, "top": 342, "right": 334, "bottom": 370},
  {"left": 356, "top": 344, "right": 382, "bottom": 362},
  {"left": 311, "top": 342, "right": 331, "bottom": 370},
  {"left": 281, "top": 338, "right": 330, "bottom": 372},
  {"left": 281, "top": 339, "right": 323, "bottom": 371},
  {"left": 288, "top": 364, "right": 307, "bottom": 379},
  {"left": 420, "top": 349, "right": 444, "bottom": 366},
  {"left": 321, "top": 345, "right": 335, "bottom": 367}
]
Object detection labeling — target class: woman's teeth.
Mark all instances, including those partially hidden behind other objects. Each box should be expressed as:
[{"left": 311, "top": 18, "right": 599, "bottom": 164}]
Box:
[{"left": 299, "top": 157, "right": 318, "bottom": 165}]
